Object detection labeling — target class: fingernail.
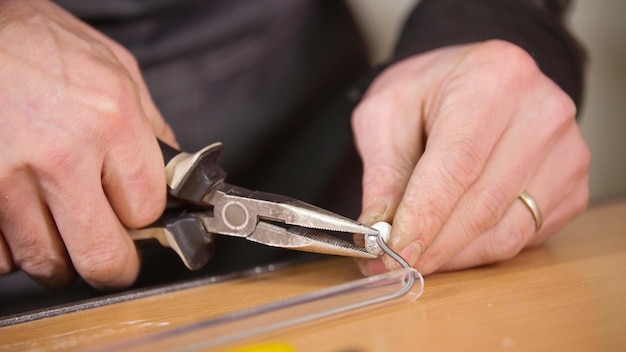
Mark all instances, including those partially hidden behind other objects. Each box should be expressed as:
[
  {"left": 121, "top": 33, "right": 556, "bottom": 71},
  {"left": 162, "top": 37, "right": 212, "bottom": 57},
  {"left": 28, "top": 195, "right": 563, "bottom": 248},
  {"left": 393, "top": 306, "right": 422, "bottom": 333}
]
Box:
[
  {"left": 400, "top": 242, "right": 423, "bottom": 268},
  {"left": 32, "top": 269, "right": 77, "bottom": 289},
  {"left": 358, "top": 198, "right": 389, "bottom": 225},
  {"left": 360, "top": 258, "right": 387, "bottom": 276},
  {"left": 356, "top": 259, "right": 370, "bottom": 276}
]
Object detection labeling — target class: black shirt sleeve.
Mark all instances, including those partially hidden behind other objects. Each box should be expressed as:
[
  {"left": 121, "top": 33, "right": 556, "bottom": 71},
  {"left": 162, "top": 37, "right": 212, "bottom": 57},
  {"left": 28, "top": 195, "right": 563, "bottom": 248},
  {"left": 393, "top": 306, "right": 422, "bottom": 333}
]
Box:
[{"left": 391, "top": 0, "right": 586, "bottom": 107}]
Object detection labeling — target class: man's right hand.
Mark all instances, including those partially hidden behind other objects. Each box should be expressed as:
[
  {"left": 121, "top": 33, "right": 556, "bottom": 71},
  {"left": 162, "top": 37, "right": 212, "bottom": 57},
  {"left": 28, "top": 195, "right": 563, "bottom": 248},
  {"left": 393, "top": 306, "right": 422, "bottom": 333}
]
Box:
[{"left": 0, "top": 0, "right": 177, "bottom": 290}]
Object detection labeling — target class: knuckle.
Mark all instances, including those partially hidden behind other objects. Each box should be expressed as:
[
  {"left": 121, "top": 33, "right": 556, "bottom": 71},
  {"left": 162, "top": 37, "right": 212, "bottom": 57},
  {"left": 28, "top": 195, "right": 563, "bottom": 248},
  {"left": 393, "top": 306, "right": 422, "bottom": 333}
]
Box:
[
  {"left": 404, "top": 200, "right": 447, "bottom": 244},
  {"left": 113, "top": 45, "right": 140, "bottom": 71},
  {"left": 101, "top": 70, "right": 138, "bottom": 110},
  {"left": 92, "top": 40, "right": 140, "bottom": 77},
  {"left": 12, "top": 241, "right": 69, "bottom": 281},
  {"left": 73, "top": 244, "right": 129, "bottom": 287},
  {"left": 541, "top": 90, "right": 577, "bottom": 134},
  {"left": 78, "top": 64, "right": 139, "bottom": 129},
  {"left": 351, "top": 93, "right": 395, "bottom": 133},
  {"left": 573, "top": 135, "right": 592, "bottom": 175},
  {"left": 120, "top": 193, "right": 165, "bottom": 228},
  {"left": 579, "top": 141, "right": 591, "bottom": 170},
  {"left": 552, "top": 92, "right": 577, "bottom": 121},
  {"left": 466, "top": 40, "right": 543, "bottom": 96},
  {"left": 102, "top": 154, "right": 167, "bottom": 229},
  {"left": 463, "top": 184, "right": 510, "bottom": 235},
  {"left": 477, "top": 40, "right": 538, "bottom": 78},
  {"left": 572, "top": 183, "right": 591, "bottom": 216},
  {"left": 480, "top": 40, "right": 538, "bottom": 73},
  {"left": 486, "top": 222, "right": 528, "bottom": 263},
  {"left": 30, "top": 140, "right": 83, "bottom": 182},
  {"left": 440, "top": 139, "right": 484, "bottom": 193},
  {"left": 17, "top": 254, "right": 68, "bottom": 282}
]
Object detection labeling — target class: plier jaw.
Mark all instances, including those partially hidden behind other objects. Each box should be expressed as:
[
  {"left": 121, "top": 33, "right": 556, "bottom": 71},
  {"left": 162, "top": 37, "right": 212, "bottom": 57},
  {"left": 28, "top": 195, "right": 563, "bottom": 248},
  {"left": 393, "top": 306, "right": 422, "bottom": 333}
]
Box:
[{"left": 130, "top": 141, "right": 380, "bottom": 270}]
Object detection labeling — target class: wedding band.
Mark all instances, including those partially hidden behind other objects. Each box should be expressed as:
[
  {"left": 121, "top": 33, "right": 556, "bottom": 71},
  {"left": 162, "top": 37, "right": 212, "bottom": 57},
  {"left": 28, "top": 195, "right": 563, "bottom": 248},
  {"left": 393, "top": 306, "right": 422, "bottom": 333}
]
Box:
[{"left": 519, "top": 191, "right": 543, "bottom": 232}]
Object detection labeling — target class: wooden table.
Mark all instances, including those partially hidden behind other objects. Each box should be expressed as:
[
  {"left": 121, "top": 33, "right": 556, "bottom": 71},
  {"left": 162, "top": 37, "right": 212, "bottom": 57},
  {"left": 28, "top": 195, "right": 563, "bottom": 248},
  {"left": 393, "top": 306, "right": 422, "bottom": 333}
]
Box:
[{"left": 1, "top": 198, "right": 625, "bottom": 351}]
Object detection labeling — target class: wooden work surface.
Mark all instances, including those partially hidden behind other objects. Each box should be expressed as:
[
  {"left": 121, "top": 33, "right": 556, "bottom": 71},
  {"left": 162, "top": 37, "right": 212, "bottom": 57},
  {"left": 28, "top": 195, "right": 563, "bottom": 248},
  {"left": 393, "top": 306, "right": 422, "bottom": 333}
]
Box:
[{"left": 1, "top": 198, "right": 625, "bottom": 351}]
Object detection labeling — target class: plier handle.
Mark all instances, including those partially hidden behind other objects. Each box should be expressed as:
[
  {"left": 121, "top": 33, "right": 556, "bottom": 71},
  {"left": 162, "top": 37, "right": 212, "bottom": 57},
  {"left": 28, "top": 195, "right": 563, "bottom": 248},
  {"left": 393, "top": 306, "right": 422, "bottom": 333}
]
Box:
[{"left": 130, "top": 141, "right": 380, "bottom": 270}]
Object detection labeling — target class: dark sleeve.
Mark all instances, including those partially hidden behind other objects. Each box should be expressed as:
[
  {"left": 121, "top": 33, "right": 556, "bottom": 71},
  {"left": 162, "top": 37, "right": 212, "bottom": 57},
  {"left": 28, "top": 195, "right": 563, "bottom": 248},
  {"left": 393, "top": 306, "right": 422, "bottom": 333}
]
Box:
[{"left": 391, "top": 0, "right": 586, "bottom": 107}]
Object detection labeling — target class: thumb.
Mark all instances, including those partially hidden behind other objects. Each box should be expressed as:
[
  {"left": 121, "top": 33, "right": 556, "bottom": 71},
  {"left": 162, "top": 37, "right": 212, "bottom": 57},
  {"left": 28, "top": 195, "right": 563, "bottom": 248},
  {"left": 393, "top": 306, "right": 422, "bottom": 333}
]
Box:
[
  {"left": 352, "top": 92, "right": 425, "bottom": 226},
  {"left": 358, "top": 155, "right": 408, "bottom": 227},
  {"left": 351, "top": 91, "right": 425, "bottom": 275}
]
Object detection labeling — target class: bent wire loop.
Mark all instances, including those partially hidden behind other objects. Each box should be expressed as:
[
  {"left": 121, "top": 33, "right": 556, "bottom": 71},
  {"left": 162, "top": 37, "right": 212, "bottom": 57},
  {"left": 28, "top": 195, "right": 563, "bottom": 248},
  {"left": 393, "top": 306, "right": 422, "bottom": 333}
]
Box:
[{"left": 104, "top": 234, "right": 425, "bottom": 351}]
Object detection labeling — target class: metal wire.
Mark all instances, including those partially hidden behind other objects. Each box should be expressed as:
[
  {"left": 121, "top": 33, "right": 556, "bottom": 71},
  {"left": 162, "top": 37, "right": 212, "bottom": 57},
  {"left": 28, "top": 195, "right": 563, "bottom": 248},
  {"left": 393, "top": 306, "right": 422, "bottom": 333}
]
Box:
[{"left": 101, "top": 232, "right": 425, "bottom": 351}]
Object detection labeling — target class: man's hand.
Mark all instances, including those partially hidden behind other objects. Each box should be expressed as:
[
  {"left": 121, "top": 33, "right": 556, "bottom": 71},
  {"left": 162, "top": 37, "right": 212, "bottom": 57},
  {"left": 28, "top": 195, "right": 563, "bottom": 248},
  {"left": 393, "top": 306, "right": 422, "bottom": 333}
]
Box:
[
  {"left": 0, "top": 0, "right": 177, "bottom": 289},
  {"left": 353, "top": 40, "right": 590, "bottom": 275}
]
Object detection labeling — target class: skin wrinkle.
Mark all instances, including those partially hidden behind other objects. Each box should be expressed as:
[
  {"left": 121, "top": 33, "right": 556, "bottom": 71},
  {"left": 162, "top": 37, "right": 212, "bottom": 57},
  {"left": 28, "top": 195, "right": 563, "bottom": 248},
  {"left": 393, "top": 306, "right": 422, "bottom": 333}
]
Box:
[
  {"left": 400, "top": 152, "right": 466, "bottom": 244},
  {"left": 444, "top": 205, "right": 532, "bottom": 271},
  {"left": 492, "top": 208, "right": 533, "bottom": 261},
  {"left": 417, "top": 47, "right": 526, "bottom": 197},
  {"left": 0, "top": 1, "right": 590, "bottom": 287},
  {"left": 354, "top": 102, "right": 417, "bottom": 214},
  {"left": 414, "top": 136, "right": 526, "bottom": 269},
  {"left": 426, "top": 146, "right": 516, "bottom": 266},
  {"left": 434, "top": 113, "right": 588, "bottom": 272},
  {"left": 356, "top": 42, "right": 584, "bottom": 276},
  {"left": 0, "top": 0, "right": 176, "bottom": 289},
  {"left": 0, "top": 167, "right": 73, "bottom": 285},
  {"left": 419, "top": 47, "right": 473, "bottom": 133},
  {"left": 101, "top": 141, "right": 165, "bottom": 228},
  {"left": 459, "top": 181, "right": 512, "bottom": 237},
  {"left": 72, "top": 230, "right": 132, "bottom": 289},
  {"left": 15, "top": 237, "right": 63, "bottom": 280}
]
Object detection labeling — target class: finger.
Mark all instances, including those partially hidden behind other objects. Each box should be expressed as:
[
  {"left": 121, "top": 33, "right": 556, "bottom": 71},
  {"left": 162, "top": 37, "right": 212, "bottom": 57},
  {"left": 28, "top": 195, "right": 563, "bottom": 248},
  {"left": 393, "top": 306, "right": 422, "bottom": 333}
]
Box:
[
  {"left": 356, "top": 43, "right": 526, "bottom": 275},
  {"left": 527, "top": 123, "right": 590, "bottom": 245},
  {"left": 440, "top": 123, "right": 590, "bottom": 271},
  {"left": 37, "top": 146, "right": 140, "bottom": 290},
  {"left": 0, "top": 169, "right": 75, "bottom": 287},
  {"left": 69, "top": 54, "right": 170, "bottom": 229},
  {"left": 439, "top": 191, "right": 537, "bottom": 272},
  {"left": 352, "top": 91, "right": 424, "bottom": 226},
  {"left": 440, "top": 177, "right": 589, "bottom": 272},
  {"left": 95, "top": 49, "right": 172, "bottom": 229},
  {"left": 527, "top": 176, "right": 589, "bottom": 246},
  {"left": 351, "top": 90, "right": 423, "bottom": 276},
  {"left": 385, "top": 73, "right": 516, "bottom": 269},
  {"left": 405, "top": 82, "right": 574, "bottom": 273},
  {"left": 101, "top": 133, "right": 167, "bottom": 229},
  {"left": 387, "top": 44, "right": 579, "bottom": 273}
]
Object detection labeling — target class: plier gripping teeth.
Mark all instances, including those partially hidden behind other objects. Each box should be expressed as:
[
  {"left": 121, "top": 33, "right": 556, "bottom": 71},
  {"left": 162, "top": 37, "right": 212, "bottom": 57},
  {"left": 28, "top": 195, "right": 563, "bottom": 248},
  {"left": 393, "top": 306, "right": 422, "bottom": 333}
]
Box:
[{"left": 129, "top": 141, "right": 380, "bottom": 270}]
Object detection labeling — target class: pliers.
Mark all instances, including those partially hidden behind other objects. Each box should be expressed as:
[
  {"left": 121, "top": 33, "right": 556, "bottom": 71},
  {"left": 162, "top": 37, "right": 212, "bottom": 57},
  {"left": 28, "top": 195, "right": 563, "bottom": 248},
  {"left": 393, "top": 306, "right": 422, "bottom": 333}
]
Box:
[{"left": 130, "top": 141, "right": 381, "bottom": 270}]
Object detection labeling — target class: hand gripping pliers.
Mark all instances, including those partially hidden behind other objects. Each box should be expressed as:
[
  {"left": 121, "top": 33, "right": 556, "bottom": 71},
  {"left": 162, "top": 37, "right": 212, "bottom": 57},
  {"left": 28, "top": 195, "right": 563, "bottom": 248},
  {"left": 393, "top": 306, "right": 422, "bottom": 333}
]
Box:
[{"left": 129, "top": 141, "right": 380, "bottom": 270}]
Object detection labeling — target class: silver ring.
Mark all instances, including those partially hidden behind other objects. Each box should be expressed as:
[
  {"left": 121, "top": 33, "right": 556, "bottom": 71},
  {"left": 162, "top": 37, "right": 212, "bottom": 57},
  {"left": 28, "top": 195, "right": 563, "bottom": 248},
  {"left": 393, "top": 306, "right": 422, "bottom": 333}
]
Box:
[{"left": 519, "top": 191, "right": 543, "bottom": 232}]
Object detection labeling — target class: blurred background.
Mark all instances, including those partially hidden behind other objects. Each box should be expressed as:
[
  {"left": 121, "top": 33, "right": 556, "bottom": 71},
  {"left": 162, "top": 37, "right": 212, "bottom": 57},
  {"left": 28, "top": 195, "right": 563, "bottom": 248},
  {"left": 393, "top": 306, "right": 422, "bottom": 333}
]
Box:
[{"left": 347, "top": 0, "right": 626, "bottom": 202}]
